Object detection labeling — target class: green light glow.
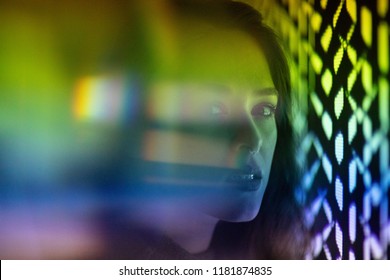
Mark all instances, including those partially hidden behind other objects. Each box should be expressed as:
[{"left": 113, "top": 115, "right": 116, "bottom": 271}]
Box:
[
  {"left": 321, "top": 69, "right": 333, "bottom": 96},
  {"left": 334, "top": 46, "right": 344, "bottom": 74},
  {"left": 334, "top": 88, "right": 344, "bottom": 119},
  {"left": 379, "top": 78, "right": 389, "bottom": 131},
  {"left": 346, "top": 0, "right": 357, "bottom": 23},
  {"left": 348, "top": 115, "right": 357, "bottom": 144},
  {"left": 310, "top": 92, "right": 323, "bottom": 116},
  {"left": 322, "top": 111, "right": 333, "bottom": 140},
  {"left": 363, "top": 116, "right": 373, "bottom": 141},
  {"left": 347, "top": 46, "right": 357, "bottom": 66},
  {"left": 361, "top": 6, "right": 372, "bottom": 47},
  {"left": 311, "top": 52, "right": 323, "bottom": 74},
  {"left": 348, "top": 68, "right": 358, "bottom": 92},
  {"left": 362, "top": 60, "right": 373, "bottom": 95},
  {"left": 378, "top": 23, "right": 389, "bottom": 74},
  {"left": 333, "top": 1, "right": 343, "bottom": 28},
  {"left": 311, "top": 12, "right": 322, "bottom": 32},
  {"left": 377, "top": 0, "right": 389, "bottom": 18},
  {"left": 335, "top": 132, "right": 344, "bottom": 165},
  {"left": 321, "top": 25, "right": 333, "bottom": 52}
]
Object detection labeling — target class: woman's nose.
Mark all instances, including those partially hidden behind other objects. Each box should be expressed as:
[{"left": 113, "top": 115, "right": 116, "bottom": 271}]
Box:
[
  {"left": 234, "top": 104, "right": 262, "bottom": 153},
  {"left": 235, "top": 127, "right": 261, "bottom": 154},
  {"left": 229, "top": 120, "right": 262, "bottom": 170}
]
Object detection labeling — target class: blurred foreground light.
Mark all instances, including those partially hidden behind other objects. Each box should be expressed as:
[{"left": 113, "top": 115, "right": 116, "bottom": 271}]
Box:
[{"left": 73, "top": 75, "right": 140, "bottom": 125}]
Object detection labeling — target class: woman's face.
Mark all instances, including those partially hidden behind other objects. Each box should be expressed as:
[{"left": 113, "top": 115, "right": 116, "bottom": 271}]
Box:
[{"left": 143, "top": 22, "right": 278, "bottom": 222}]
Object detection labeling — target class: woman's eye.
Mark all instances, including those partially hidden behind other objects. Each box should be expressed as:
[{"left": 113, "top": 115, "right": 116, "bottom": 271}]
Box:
[{"left": 251, "top": 103, "right": 276, "bottom": 119}]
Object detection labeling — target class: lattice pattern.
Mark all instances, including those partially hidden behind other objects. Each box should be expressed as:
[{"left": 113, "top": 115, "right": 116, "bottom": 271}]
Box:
[{"left": 249, "top": 0, "right": 390, "bottom": 259}]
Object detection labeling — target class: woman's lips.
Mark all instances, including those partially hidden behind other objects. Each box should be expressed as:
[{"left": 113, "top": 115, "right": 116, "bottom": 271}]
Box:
[
  {"left": 138, "top": 161, "right": 264, "bottom": 191},
  {"left": 228, "top": 173, "right": 262, "bottom": 181},
  {"left": 226, "top": 172, "right": 263, "bottom": 192}
]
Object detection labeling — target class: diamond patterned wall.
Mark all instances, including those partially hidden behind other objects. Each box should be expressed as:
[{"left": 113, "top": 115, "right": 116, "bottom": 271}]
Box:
[{"left": 247, "top": 0, "right": 390, "bottom": 259}]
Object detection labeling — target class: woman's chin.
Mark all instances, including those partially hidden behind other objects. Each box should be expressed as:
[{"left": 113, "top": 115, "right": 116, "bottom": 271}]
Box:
[
  {"left": 201, "top": 185, "right": 266, "bottom": 223},
  {"left": 219, "top": 199, "right": 262, "bottom": 222}
]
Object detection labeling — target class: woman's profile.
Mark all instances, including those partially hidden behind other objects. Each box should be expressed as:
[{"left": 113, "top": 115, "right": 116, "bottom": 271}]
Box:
[{"left": 95, "top": 0, "right": 310, "bottom": 260}]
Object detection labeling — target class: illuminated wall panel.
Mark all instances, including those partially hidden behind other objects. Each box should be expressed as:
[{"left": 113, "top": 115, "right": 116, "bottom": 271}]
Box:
[{"left": 248, "top": 0, "right": 390, "bottom": 259}]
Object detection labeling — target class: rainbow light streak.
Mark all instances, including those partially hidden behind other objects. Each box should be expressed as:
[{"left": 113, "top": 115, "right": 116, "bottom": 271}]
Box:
[{"left": 73, "top": 75, "right": 138, "bottom": 124}]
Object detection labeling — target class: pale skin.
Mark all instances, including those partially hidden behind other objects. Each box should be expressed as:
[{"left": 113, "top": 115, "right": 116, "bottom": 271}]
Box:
[{"left": 138, "top": 20, "right": 278, "bottom": 254}]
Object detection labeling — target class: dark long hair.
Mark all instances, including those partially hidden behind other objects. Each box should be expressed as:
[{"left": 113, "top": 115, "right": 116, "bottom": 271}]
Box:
[
  {"left": 226, "top": 2, "right": 309, "bottom": 259},
  {"left": 171, "top": 0, "right": 309, "bottom": 259}
]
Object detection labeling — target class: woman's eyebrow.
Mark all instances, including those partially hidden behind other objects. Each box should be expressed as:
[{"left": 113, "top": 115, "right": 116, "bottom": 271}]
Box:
[{"left": 254, "top": 87, "right": 279, "bottom": 96}]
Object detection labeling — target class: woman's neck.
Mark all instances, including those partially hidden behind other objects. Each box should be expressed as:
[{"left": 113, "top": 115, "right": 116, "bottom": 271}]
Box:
[{"left": 162, "top": 207, "right": 219, "bottom": 254}]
